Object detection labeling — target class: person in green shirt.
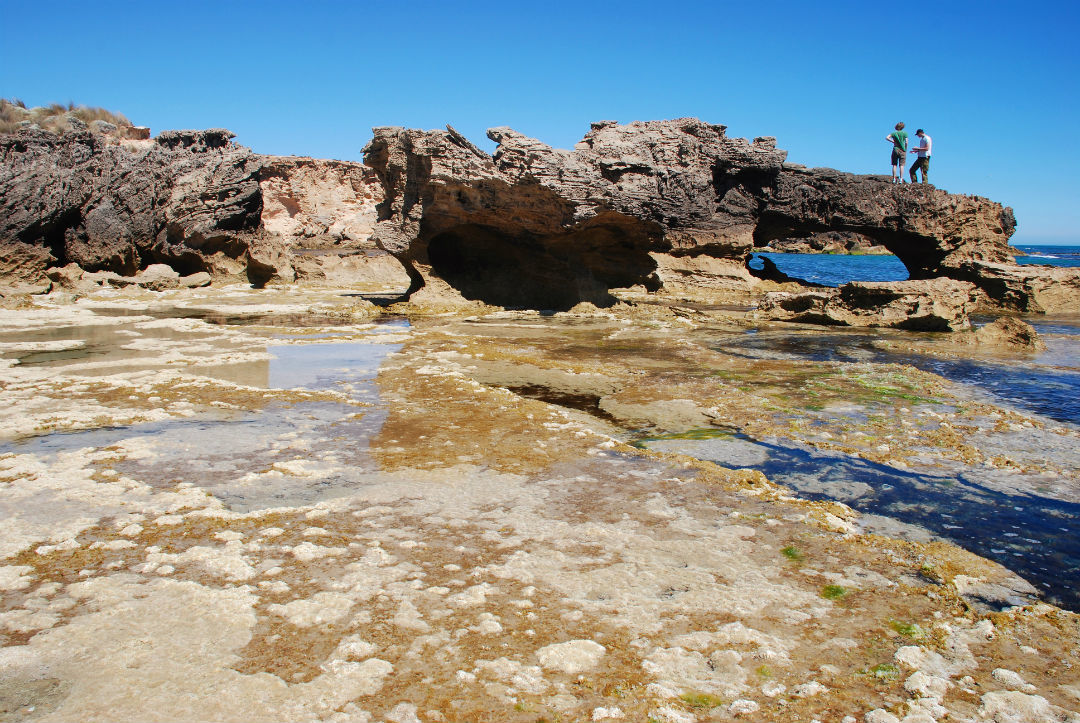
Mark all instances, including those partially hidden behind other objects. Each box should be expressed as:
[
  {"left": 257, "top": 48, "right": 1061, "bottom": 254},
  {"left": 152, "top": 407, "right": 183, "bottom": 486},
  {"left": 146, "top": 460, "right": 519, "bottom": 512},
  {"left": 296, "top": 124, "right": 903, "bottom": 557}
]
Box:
[{"left": 885, "top": 122, "right": 908, "bottom": 184}]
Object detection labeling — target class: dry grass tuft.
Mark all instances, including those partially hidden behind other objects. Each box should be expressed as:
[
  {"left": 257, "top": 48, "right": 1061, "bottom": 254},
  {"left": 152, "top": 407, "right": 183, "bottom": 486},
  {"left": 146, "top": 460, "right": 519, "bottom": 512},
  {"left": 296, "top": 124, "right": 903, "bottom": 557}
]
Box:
[{"left": 1, "top": 98, "right": 133, "bottom": 135}]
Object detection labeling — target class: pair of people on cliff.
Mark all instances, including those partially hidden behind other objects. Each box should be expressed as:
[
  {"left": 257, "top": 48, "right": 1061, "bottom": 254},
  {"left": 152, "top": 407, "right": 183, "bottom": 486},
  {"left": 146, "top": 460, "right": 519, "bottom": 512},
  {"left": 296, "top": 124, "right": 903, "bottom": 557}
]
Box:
[{"left": 886, "top": 122, "right": 932, "bottom": 183}]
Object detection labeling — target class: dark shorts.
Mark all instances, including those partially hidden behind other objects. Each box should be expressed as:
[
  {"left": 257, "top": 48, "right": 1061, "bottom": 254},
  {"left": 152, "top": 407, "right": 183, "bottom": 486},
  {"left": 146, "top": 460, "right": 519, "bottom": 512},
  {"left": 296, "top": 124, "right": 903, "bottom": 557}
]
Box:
[{"left": 891, "top": 149, "right": 906, "bottom": 166}]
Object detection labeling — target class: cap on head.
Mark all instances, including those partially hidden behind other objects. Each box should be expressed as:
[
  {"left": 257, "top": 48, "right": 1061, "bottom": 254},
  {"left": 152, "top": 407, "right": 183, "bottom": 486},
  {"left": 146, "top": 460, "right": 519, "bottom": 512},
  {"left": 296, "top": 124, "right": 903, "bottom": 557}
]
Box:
[
  {"left": 895, "top": 122, "right": 905, "bottom": 130},
  {"left": 916, "top": 128, "right": 925, "bottom": 134}
]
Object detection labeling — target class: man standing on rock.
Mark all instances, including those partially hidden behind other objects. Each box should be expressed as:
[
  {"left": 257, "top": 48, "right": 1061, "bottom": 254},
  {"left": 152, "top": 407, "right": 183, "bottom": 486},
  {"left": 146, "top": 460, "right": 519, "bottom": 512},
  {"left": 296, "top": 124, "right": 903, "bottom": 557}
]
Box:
[
  {"left": 909, "top": 128, "right": 932, "bottom": 183},
  {"left": 886, "top": 122, "right": 908, "bottom": 183}
]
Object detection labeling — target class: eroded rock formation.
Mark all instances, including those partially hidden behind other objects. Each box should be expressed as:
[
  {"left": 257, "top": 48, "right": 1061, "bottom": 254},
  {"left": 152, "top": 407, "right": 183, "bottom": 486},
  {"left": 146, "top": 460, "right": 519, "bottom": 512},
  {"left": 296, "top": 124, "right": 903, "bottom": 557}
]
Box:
[
  {"left": 362, "top": 119, "right": 1057, "bottom": 311},
  {"left": 753, "top": 278, "right": 980, "bottom": 331},
  {"left": 363, "top": 119, "right": 788, "bottom": 308},
  {"left": 2, "top": 118, "right": 1076, "bottom": 318},
  {"left": 758, "top": 230, "right": 889, "bottom": 255},
  {"left": 0, "top": 127, "right": 262, "bottom": 284}
]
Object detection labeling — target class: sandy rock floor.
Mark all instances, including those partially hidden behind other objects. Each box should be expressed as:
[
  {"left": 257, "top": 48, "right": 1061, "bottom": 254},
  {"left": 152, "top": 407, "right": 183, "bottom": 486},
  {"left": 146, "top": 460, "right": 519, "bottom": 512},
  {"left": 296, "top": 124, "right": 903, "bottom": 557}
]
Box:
[{"left": 0, "top": 287, "right": 1077, "bottom": 723}]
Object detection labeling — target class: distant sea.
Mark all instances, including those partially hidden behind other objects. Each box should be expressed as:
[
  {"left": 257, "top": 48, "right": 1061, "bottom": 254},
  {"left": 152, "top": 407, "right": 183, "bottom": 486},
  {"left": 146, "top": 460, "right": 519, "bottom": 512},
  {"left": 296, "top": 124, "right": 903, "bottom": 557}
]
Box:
[
  {"left": 752, "top": 244, "right": 1080, "bottom": 287},
  {"left": 1014, "top": 244, "right": 1080, "bottom": 267}
]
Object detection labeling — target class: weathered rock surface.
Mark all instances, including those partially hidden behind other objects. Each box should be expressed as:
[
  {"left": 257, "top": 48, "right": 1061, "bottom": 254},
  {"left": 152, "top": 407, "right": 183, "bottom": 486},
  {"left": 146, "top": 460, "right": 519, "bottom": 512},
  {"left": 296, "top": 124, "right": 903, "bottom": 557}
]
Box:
[
  {"left": 0, "top": 127, "right": 262, "bottom": 283},
  {"left": 3, "top": 117, "right": 1077, "bottom": 320},
  {"left": 363, "top": 119, "right": 789, "bottom": 308},
  {"left": 44, "top": 262, "right": 214, "bottom": 293},
  {"left": 753, "top": 278, "right": 980, "bottom": 331},
  {"left": 362, "top": 119, "right": 1039, "bottom": 312},
  {"left": 974, "top": 317, "right": 1047, "bottom": 351},
  {"left": 259, "top": 156, "right": 382, "bottom": 246},
  {"left": 957, "top": 260, "right": 1080, "bottom": 313},
  {"left": 258, "top": 156, "right": 408, "bottom": 289},
  {"left": 758, "top": 230, "right": 890, "bottom": 255}
]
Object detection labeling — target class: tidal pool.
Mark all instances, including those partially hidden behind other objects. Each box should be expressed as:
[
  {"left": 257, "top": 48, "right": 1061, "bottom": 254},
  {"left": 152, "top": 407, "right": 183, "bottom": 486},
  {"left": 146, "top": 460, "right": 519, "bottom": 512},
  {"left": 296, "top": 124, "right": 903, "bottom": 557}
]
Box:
[
  {"left": 709, "top": 323, "right": 1080, "bottom": 425},
  {"left": 638, "top": 431, "right": 1080, "bottom": 610},
  {"left": 2, "top": 290, "right": 1079, "bottom": 722}
]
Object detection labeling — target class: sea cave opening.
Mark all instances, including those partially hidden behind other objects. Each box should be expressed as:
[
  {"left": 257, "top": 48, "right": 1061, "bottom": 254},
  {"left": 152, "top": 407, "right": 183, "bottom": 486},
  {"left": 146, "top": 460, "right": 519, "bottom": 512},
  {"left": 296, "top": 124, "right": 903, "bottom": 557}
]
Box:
[
  {"left": 426, "top": 220, "right": 661, "bottom": 311},
  {"left": 748, "top": 223, "right": 927, "bottom": 287}
]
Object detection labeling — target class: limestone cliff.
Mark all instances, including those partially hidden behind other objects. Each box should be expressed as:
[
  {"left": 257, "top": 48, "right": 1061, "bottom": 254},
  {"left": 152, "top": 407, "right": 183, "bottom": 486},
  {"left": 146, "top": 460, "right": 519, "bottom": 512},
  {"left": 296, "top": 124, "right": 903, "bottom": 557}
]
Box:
[
  {"left": 1, "top": 118, "right": 1075, "bottom": 315},
  {"left": 362, "top": 119, "right": 1048, "bottom": 310},
  {"left": 0, "top": 128, "right": 262, "bottom": 284}
]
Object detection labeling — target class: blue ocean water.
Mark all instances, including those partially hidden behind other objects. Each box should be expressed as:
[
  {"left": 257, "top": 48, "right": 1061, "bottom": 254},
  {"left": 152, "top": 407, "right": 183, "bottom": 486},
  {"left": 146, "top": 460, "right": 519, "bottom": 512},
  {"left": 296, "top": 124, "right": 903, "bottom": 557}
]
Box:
[
  {"left": 1015, "top": 244, "right": 1080, "bottom": 267},
  {"left": 749, "top": 252, "right": 909, "bottom": 287},
  {"left": 751, "top": 244, "right": 1080, "bottom": 287},
  {"left": 640, "top": 430, "right": 1080, "bottom": 609},
  {"left": 714, "top": 248, "right": 1080, "bottom": 608}
]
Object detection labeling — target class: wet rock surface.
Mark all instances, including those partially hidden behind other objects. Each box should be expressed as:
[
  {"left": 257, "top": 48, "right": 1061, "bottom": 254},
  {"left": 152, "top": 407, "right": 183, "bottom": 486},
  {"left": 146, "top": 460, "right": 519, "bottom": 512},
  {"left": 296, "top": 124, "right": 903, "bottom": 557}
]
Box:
[
  {"left": 973, "top": 317, "right": 1047, "bottom": 351},
  {"left": 754, "top": 278, "right": 981, "bottom": 331},
  {"left": 0, "top": 287, "right": 1076, "bottom": 722}
]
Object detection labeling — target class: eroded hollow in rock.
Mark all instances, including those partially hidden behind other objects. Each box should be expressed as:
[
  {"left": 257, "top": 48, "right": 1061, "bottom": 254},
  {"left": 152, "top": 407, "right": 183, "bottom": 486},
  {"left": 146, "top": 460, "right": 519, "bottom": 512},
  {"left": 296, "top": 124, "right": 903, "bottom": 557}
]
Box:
[
  {"left": 425, "top": 215, "right": 661, "bottom": 311},
  {"left": 751, "top": 219, "right": 939, "bottom": 281}
]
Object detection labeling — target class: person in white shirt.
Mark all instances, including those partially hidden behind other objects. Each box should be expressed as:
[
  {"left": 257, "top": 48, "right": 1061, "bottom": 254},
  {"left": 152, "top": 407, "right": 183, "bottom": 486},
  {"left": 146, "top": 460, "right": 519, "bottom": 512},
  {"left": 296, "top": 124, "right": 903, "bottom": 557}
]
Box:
[{"left": 909, "top": 129, "right": 932, "bottom": 183}]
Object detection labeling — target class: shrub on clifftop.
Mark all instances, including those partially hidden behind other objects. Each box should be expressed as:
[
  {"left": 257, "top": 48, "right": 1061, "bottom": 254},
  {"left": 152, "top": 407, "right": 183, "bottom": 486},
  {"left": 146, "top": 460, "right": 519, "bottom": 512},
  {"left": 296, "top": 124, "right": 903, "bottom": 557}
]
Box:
[{"left": 0, "top": 98, "right": 133, "bottom": 135}]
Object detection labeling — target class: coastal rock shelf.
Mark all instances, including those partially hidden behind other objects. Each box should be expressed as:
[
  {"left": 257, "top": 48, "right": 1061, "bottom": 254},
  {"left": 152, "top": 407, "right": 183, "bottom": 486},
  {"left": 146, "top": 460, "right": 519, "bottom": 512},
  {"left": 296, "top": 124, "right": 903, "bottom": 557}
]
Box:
[
  {"left": 0, "top": 287, "right": 1077, "bottom": 722},
  {"left": 3, "top": 119, "right": 1078, "bottom": 318}
]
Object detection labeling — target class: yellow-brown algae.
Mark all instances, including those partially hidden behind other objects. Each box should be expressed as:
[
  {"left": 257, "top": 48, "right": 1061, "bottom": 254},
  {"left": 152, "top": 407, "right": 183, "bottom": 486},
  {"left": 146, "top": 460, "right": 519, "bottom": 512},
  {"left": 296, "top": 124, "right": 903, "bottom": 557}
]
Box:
[{"left": 0, "top": 287, "right": 1075, "bottom": 722}]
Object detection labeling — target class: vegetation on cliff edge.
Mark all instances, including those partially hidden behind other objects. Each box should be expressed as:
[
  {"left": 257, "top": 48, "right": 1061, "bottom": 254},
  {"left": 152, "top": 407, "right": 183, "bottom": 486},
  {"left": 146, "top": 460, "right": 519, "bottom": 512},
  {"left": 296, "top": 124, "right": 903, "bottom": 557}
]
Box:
[{"left": 1, "top": 98, "right": 132, "bottom": 135}]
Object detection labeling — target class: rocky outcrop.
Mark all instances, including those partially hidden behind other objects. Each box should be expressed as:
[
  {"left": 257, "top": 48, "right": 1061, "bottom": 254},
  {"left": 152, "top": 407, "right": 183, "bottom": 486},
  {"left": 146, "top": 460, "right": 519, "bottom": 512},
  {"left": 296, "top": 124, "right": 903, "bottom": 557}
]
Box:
[
  {"left": 951, "top": 260, "right": 1080, "bottom": 313},
  {"left": 974, "top": 317, "right": 1046, "bottom": 351},
  {"left": 258, "top": 156, "right": 408, "bottom": 289},
  {"left": 753, "top": 278, "right": 980, "bottom": 331},
  {"left": 0, "top": 127, "right": 262, "bottom": 284},
  {"left": 363, "top": 119, "right": 790, "bottom": 308},
  {"left": 45, "top": 262, "right": 213, "bottom": 294},
  {"left": 757, "top": 230, "right": 890, "bottom": 255},
  {"left": 760, "top": 165, "right": 1017, "bottom": 279},
  {"left": 3, "top": 117, "right": 1075, "bottom": 320},
  {"left": 362, "top": 119, "right": 1032, "bottom": 311}
]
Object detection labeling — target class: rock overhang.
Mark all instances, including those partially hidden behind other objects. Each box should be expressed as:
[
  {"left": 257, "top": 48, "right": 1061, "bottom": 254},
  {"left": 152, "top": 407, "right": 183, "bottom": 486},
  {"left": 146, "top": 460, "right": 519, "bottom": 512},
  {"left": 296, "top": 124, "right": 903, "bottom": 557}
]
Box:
[
  {"left": 360, "top": 118, "right": 1032, "bottom": 313},
  {"left": 3, "top": 117, "right": 1075, "bottom": 318}
]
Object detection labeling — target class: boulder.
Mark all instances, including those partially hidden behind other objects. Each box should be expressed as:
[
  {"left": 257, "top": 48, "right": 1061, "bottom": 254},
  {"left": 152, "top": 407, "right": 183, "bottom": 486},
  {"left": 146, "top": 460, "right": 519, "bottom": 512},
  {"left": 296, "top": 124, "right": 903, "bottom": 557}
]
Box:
[
  {"left": 45, "top": 263, "right": 121, "bottom": 294},
  {"left": 974, "top": 317, "right": 1046, "bottom": 351},
  {"left": 753, "top": 278, "right": 979, "bottom": 331},
  {"left": 0, "top": 240, "right": 55, "bottom": 287},
  {"left": 132, "top": 263, "right": 180, "bottom": 291},
  {"left": 179, "top": 271, "right": 212, "bottom": 288}
]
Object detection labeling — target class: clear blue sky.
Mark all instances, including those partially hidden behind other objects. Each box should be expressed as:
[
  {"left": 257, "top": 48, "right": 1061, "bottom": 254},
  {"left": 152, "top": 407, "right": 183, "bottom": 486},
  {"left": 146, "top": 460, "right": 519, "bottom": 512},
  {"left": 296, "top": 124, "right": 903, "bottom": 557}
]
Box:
[{"left": 3, "top": 0, "right": 1077, "bottom": 244}]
